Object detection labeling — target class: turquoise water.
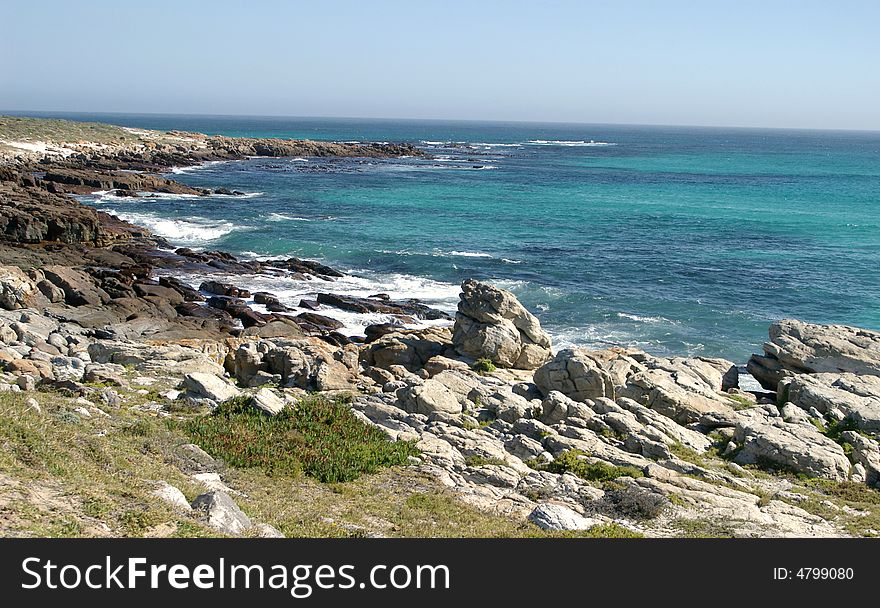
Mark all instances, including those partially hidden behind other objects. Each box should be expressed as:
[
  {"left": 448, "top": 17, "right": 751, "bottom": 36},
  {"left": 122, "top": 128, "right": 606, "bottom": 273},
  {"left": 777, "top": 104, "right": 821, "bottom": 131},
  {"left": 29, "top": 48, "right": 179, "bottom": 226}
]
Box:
[{"left": 33, "top": 112, "right": 879, "bottom": 362}]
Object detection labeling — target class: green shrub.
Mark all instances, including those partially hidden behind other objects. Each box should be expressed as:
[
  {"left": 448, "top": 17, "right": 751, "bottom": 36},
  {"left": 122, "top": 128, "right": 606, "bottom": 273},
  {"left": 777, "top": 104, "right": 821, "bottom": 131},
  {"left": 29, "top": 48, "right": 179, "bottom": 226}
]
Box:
[
  {"left": 464, "top": 455, "right": 506, "bottom": 467},
  {"left": 603, "top": 483, "right": 669, "bottom": 519},
  {"left": 530, "top": 450, "right": 644, "bottom": 482},
  {"left": 181, "top": 395, "right": 418, "bottom": 483},
  {"left": 471, "top": 358, "right": 497, "bottom": 374}
]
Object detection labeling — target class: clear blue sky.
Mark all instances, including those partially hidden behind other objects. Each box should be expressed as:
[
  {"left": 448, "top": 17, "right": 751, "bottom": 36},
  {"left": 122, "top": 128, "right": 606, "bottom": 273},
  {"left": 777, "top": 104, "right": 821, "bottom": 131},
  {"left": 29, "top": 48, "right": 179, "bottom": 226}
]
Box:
[{"left": 3, "top": 0, "right": 879, "bottom": 129}]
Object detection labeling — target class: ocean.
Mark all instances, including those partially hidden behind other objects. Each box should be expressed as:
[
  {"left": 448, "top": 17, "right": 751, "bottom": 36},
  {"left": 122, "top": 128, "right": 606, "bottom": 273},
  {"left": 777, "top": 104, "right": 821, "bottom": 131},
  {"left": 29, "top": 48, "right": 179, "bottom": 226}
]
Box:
[{"left": 29, "top": 112, "right": 880, "bottom": 364}]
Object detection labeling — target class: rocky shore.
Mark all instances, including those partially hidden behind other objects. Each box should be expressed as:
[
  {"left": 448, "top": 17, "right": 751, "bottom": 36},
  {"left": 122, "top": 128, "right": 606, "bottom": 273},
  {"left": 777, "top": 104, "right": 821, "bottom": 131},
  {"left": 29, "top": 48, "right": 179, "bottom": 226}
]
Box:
[{"left": 1, "top": 116, "right": 879, "bottom": 538}]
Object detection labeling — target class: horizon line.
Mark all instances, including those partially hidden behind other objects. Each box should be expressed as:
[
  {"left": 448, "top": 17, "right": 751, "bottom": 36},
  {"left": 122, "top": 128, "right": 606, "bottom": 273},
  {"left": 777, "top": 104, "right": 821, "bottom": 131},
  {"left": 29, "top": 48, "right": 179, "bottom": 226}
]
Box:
[{"left": 2, "top": 108, "right": 879, "bottom": 135}]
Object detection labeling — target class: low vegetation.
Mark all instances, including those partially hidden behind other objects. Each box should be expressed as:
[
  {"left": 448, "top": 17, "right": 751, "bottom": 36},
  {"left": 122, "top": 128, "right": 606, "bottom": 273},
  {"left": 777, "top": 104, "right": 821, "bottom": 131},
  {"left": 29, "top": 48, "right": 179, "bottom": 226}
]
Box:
[
  {"left": 0, "top": 115, "right": 139, "bottom": 145},
  {"left": 471, "top": 358, "right": 497, "bottom": 374},
  {"left": 529, "top": 449, "right": 644, "bottom": 483},
  {"left": 181, "top": 394, "right": 418, "bottom": 483},
  {"left": 0, "top": 389, "right": 642, "bottom": 538}
]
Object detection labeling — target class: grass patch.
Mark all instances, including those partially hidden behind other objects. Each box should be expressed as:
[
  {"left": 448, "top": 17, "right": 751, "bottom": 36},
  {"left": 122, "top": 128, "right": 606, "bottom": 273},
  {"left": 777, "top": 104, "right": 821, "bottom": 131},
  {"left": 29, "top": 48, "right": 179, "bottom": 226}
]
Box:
[
  {"left": 0, "top": 391, "right": 209, "bottom": 537},
  {"left": 181, "top": 394, "right": 418, "bottom": 483},
  {"left": 0, "top": 115, "right": 139, "bottom": 145},
  {"left": 529, "top": 450, "right": 643, "bottom": 483},
  {"left": 464, "top": 455, "right": 507, "bottom": 467},
  {"left": 471, "top": 358, "right": 496, "bottom": 375},
  {"left": 725, "top": 393, "right": 755, "bottom": 410}
]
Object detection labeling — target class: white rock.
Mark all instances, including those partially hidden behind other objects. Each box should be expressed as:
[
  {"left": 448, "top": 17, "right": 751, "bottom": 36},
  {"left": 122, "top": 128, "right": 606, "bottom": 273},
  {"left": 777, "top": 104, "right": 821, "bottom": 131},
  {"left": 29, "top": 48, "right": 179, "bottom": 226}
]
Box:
[
  {"left": 183, "top": 372, "right": 241, "bottom": 403},
  {"left": 528, "top": 503, "right": 600, "bottom": 531},
  {"left": 191, "top": 491, "right": 252, "bottom": 535},
  {"left": 251, "top": 388, "right": 285, "bottom": 415},
  {"left": 152, "top": 482, "right": 192, "bottom": 512}
]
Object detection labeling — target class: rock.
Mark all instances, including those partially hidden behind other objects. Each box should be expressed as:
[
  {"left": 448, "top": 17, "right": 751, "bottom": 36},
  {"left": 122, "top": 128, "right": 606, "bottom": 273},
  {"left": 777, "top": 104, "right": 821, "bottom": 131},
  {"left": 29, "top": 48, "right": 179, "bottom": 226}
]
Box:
[
  {"left": 36, "top": 279, "right": 65, "bottom": 303},
  {"left": 527, "top": 503, "right": 600, "bottom": 531},
  {"left": 227, "top": 338, "right": 358, "bottom": 391},
  {"left": 42, "top": 265, "right": 110, "bottom": 306},
  {"left": 295, "top": 312, "right": 344, "bottom": 331},
  {"left": 152, "top": 482, "right": 192, "bottom": 512},
  {"left": 88, "top": 340, "right": 224, "bottom": 376},
  {"left": 159, "top": 276, "right": 204, "bottom": 301},
  {"left": 200, "top": 280, "right": 250, "bottom": 298},
  {"left": 191, "top": 491, "right": 252, "bottom": 535},
  {"left": 733, "top": 414, "right": 851, "bottom": 480},
  {"left": 0, "top": 266, "right": 47, "bottom": 310},
  {"left": 83, "top": 363, "right": 126, "bottom": 387},
  {"left": 747, "top": 320, "right": 880, "bottom": 391},
  {"left": 251, "top": 388, "right": 285, "bottom": 415},
  {"left": 534, "top": 349, "right": 616, "bottom": 401},
  {"left": 250, "top": 523, "right": 285, "bottom": 538},
  {"left": 133, "top": 282, "right": 185, "bottom": 305},
  {"left": 452, "top": 279, "right": 551, "bottom": 369},
  {"left": 183, "top": 372, "right": 241, "bottom": 404},
  {"left": 25, "top": 397, "right": 41, "bottom": 412},
  {"left": 176, "top": 443, "right": 220, "bottom": 474},
  {"left": 782, "top": 372, "right": 880, "bottom": 432},
  {"left": 16, "top": 374, "right": 36, "bottom": 391},
  {"left": 396, "top": 379, "right": 463, "bottom": 415},
  {"left": 617, "top": 356, "right": 738, "bottom": 425},
  {"left": 317, "top": 292, "right": 447, "bottom": 320},
  {"left": 840, "top": 431, "right": 880, "bottom": 487},
  {"left": 360, "top": 327, "right": 452, "bottom": 372}
]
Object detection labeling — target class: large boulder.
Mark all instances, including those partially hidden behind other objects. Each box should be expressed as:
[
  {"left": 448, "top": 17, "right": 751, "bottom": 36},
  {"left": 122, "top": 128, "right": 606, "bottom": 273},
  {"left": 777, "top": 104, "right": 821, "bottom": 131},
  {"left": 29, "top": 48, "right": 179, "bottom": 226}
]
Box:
[
  {"left": 747, "top": 320, "right": 880, "bottom": 391},
  {"left": 534, "top": 349, "right": 617, "bottom": 401},
  {"left": 251, "top": 387, "right": 285, "bottom": 415},
  {"left": 452, "top": 279, "right": 551, "bottom": 369},
  {"left": 396, "top": 378, "right": 464, "bottom": 415},
  {"left": 782, "top": 372, "right": 880, "bottom": 432},
  {"left": 535, "top": 347, "right": 738, "bottom": 425},
  {"left": 360, "top": 326, "right": 452, "bottom": 372},
  {"left": 227, "top": 338, "right": 359, "bottom": 391},
  {"left": 191, "top": 491, "right": 252, "bottom": 535},
  {"left": 183, "top": 372, "right": 241, "bottom": 404},
  {"left": 42, "top": 265, "right": 110, "bottom": 306},
  {"left": 0, "top": 266, "right": 47, "bottom": 310},
  {"left": 618, "top": 356, "right": 739, "bottom": 425},
  {"left": 733, "top": 414, "right": 851, "bottom": 481}
]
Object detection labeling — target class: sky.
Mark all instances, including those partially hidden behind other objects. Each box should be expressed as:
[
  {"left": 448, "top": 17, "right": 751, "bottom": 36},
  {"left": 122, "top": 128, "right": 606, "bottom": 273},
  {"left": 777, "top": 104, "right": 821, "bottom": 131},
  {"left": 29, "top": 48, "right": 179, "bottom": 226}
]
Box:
[{"left": 2, "top": 0, "right": 879, "bottom": 130}]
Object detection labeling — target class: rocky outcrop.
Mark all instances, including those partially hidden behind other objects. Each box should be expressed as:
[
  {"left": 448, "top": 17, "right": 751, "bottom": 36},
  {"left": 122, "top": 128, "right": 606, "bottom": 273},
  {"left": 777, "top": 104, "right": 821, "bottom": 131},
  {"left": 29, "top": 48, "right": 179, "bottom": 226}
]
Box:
[
  {"left": 360, "top": 326, "right": 453, "bottom": 372},
  {"left": 748, "top": 319, "right": 880, "bottom": 391},
  {"left": 396, "top": 379, "right": 464, "bottom": 415},
  {"left": 782, "top": 372, "right": 880, "bottom": 432},
  {"left": 732, "top": 411, "right": 852, "bottom": 481},
  {"left": 452, "top": 279, "right": 551, "bottom": 369},
  {"left": 0, "top": 173, "right": 146, "bottom": 246},
  {"left": 535, "top": 347, "right": 738, "bottom": 424},
  {"left": 534, "top": 349, "right": 619, "bottom": 401},
  {"left": 0, "top": 266, "right": 47, "bottom": 310},
  {"left": 618, "top": 355, "right": 739, "bottom": 425},
  {"left": 226, "top": 338, "right": 359, "bottom": 392}
]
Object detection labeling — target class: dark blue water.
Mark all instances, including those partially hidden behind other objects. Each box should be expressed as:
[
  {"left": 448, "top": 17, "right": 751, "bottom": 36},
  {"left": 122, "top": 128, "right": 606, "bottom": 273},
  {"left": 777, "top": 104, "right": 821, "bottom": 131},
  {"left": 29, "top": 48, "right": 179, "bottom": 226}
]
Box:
[{"left": 28, "top": 112, "right": 879, "bottom": 362}]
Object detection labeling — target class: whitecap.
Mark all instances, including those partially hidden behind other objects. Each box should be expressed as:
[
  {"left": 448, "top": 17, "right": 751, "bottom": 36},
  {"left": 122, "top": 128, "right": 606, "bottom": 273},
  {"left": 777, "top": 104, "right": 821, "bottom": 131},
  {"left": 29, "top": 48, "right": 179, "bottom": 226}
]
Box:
[
  {"left": 616, "top": 312, "right": 677, "bottom": 324},
  {"left": 168, "top": 160, "right": 228, "bottom": 174},
  {"left": 267, "top": 213, "right": 314, "bottom": 222},
  {"left": 526, "top": 139, "right": 616, "bottom": 147},
  {"left": 446, "top": 251, "right": 494, "bottom": 258},
  {"left": 108, "top": 211, "right": 240, "bottom": 245},
  {"left": 162, "top": 267, "right": 460, "bottom": 336}
]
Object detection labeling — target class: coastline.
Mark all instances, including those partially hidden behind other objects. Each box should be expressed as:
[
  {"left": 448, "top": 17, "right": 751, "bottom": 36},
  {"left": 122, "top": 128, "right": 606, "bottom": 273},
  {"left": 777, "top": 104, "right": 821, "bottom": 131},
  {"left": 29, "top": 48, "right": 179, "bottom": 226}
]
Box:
[{"left": 1, "top": 115, "right": 879, "bottom": 539}]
